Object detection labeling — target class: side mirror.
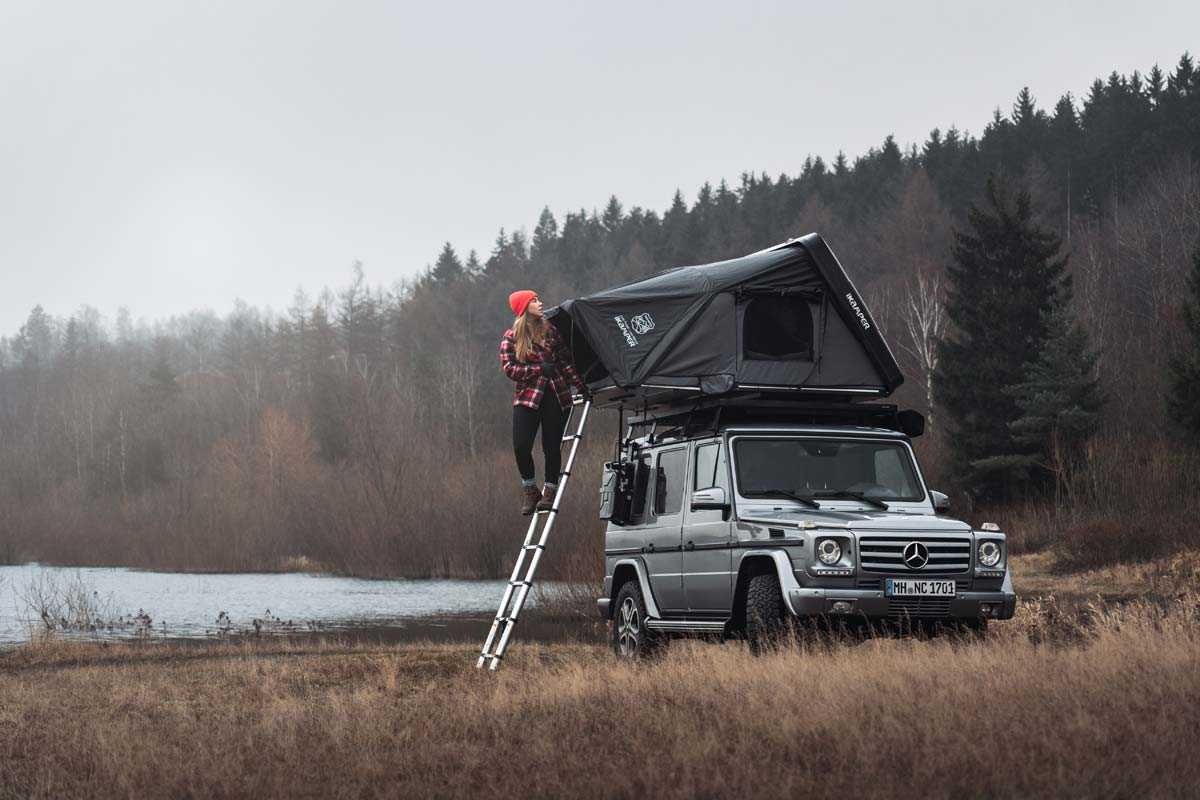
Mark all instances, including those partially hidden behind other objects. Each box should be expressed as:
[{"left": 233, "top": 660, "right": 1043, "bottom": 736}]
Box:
[
  {"left": 931, "top": 490, "right": 950, "bottom": 515},
  {"left": 691, "top": 487, "right": 730, "bottom": 519}
]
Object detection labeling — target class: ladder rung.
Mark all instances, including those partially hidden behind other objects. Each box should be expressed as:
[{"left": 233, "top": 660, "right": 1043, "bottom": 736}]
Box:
[{"left": 477, "top": 398, "right": 590, "bottom": 671}]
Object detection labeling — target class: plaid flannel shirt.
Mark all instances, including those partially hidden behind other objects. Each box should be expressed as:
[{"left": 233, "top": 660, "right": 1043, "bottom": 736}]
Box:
[{"left": 499, "top": 323, "right": 585, "bottom": 409}]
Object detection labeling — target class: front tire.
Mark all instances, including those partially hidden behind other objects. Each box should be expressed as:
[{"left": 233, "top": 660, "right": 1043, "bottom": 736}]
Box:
[
  {"left": 744, "top": 572, "right": 787, "bottom": 655},
  {"left": 611, "top": 581, "right": 664, "bottom": 660}
]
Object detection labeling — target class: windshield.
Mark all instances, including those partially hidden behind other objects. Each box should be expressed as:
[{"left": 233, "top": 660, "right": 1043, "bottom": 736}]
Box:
[{"left": 733, "top": 437, "right": 925, "bottom": 503}]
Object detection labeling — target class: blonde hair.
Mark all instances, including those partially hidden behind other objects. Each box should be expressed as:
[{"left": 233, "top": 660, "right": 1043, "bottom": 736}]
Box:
[{"left": 513, "top": 311, "right": 546, "bottom": 362}]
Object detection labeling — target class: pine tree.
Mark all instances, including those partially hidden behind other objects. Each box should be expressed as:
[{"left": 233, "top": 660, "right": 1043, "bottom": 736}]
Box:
[
  {"left": 977, "top": 309, "right": 1103, "bottom": 493},
  {"left": 659, "top": 190, "right": 689, "bottom": 265},
  {"left": 933, "top": 178, "right": 1070, "bottom": 501},
  {"left": 431, "top": 242, "right": 464, "bottom": 284},
  {"left": 1168, "top": 245, "right": 1200, "bottom": 440},
  {"left": 531, "top": 207, "right": 559, "bottom": 262},
  {"left": 464, "top": 250, "right": 482, "bottom": 277},
  {"left": 601, "top": 196, "right": 624, "bottom": 233}
]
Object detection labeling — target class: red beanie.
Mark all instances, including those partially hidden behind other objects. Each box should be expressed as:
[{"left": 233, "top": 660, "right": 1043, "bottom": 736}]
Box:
[{"left": 509, "top": 289, "right": 537, "bottom": 317}]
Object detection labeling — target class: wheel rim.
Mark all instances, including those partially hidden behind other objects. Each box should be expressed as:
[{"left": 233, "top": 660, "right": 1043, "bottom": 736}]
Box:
[{"left": 617, "top": 596, "right": 641, "bottom": 656}]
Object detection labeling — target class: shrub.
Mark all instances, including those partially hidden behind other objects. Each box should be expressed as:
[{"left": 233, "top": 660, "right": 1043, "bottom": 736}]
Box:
[{"left": 1053, "top": 519, "right": 1173, "bottom": 573}]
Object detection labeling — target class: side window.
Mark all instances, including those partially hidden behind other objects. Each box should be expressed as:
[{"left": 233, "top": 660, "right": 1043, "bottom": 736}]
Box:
[
  {"left": 630, "top": 455, "right": 651, "bottom": 523},
  {"left": 653, "top": 449, "right": 686, "bottom": 516},
  {"left": 693, "top": 443, "right": 720, "bottom": 491}
]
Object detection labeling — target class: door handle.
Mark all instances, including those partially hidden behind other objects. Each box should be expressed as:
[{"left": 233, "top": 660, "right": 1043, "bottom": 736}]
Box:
[
  {"left": 684, "top": 541, "right": 695, "bottom": 551},
  {"left": 642, "top": 543, "right": 656, "bottom": 554}
]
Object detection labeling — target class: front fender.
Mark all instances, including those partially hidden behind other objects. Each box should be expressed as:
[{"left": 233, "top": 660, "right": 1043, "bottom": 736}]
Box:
[{"left": 736, "top": 549, "right": 808, "bottom": 616}]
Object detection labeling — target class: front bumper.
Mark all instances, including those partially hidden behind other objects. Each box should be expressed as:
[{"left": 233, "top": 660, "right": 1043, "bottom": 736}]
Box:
[{"left": 786, "top": 587, "right": 1017, "bottom": 621}]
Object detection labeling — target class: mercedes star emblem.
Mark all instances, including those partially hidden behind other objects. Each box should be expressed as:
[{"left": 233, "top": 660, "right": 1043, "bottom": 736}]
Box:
[{"left": 902, "top": 541, "right": 930, "bottom": 570}]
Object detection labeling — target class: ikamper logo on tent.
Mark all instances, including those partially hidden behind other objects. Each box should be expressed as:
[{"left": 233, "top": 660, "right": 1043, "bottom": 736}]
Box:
[
  {"left": 630, "top": 313, "right": 655, "bottom": 335},
  {"left": 614, "top": 312, "right": 656, "bottom": 347},
  {"left": 613, "top": 314, "right": 639, "bottom": 347},
  {"left": 845, "top": 292, "right": 871, "bottom": 330}
]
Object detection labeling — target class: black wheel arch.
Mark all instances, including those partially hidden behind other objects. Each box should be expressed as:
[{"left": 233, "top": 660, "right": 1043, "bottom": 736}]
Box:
[
  {"left": 608, "top": 562, "right": 642, "bottom": 620},
  {"left": 730, "top": 554, "right": 782, "bottom": 634}
]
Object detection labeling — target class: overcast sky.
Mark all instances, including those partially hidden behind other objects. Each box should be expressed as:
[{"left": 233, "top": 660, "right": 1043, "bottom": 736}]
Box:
[{"left": 2, "top": 1, "right": 1197, "bottom": 335}]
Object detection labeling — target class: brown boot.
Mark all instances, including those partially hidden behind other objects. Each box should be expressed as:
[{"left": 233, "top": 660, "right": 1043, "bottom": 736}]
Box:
[
  {"left": 520, "top": 485, "right": 540, "bottom": 516},
  {"left": 536, "top": 484, "right": 557, "bottom": 513}
]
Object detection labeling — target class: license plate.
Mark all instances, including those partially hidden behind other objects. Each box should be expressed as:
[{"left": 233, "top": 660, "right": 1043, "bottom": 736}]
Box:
[{"left": 886, "top": 578, "right": 956, "bottom": 597}]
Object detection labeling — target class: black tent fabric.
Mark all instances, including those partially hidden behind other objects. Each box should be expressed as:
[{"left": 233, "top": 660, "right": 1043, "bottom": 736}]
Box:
[{"left": 547, "top": 233, "right": 903, "bottom": 409}]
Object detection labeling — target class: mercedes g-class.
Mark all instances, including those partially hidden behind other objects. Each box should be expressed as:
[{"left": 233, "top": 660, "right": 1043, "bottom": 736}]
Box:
[{"left": 597, "top": 412, "right": 1016, "bottom": 657}]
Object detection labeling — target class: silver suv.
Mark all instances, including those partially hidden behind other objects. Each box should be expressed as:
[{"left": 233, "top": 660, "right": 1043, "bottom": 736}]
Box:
[{"left": 597, "top": 422, "right": 1016, "bottom": 657}]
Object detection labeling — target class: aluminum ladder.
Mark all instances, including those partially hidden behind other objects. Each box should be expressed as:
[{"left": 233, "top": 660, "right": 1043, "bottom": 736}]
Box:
[{"left": 477, "top": 396, "right": 591, "bottom": 671}]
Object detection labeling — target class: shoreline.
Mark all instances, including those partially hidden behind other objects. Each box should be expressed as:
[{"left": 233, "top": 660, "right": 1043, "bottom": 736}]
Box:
[{"left": 0, "top": 610, "right": 606, "bottom": 652}]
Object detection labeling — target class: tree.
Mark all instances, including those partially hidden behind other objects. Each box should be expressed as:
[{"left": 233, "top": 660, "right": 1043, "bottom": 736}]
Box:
[
  {"left": 977, "top": 309, "right": 1103, "bottom": 495},
  {"left": 531, "top": 207, "right": 559, "bottom": 264},
  {"left": 145, "top": 351, "right": 181, "bottom": 409},
  {"left": 431, "top": 242, "right": 464, "bottom": 285},
  {"left": 933, "top": 178, "right": 1070, "bottom": 501},
  {"left": 1168, "top": 245, "right": 1200, "bottom": 439},
  {"left": 13, "top": 305, "right": 55, "bottom": 370},
  {"left": 900, "top": 271, "right": 946, "bottom": 430},
  {"left": 601, "top": 196, "right": 624, "bottom": 233}
]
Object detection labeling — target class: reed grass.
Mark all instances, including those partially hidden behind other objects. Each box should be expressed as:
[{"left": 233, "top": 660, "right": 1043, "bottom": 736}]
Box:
[{"left": 2, "top": 560, "right": 1198, "bottom": 800}]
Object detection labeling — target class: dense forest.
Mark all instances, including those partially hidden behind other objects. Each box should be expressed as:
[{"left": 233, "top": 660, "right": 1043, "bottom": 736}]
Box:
[{"left": 2, "top": 53, "right": 1199, "bottom": 578}]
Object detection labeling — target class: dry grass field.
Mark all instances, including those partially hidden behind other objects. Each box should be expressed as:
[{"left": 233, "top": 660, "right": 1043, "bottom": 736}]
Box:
[{"left": 2, "top": 554, "right": 1199, "bottom": 799}]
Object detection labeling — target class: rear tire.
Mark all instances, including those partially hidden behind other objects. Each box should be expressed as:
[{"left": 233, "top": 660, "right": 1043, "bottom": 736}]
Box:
[
  {"left": 611, "top": 581, "right": 665, "bottom": 660},
  {"left": 744, "top": 572, "right": 787, "bottom": 655}
]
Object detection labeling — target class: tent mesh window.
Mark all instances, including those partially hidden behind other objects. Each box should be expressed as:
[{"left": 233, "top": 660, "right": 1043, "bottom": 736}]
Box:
[{"left": 743, "top": 295, "right": 814, "bottom": 361}]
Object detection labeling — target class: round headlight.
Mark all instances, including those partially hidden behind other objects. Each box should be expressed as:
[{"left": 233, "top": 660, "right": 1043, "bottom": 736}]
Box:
[
  {"left": 816, "top": 538, "right": 842, "bottom": 565},
  {"left": 978, "top": 540, "right": 1002, "bottom": 567}
]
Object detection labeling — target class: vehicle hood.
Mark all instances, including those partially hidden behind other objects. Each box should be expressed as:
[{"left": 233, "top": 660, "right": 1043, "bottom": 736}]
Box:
[{"left": 739, "top": 508, "right": 972, "bottom": 533}]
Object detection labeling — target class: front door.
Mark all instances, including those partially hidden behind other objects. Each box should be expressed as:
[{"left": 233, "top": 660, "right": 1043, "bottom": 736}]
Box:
[
  {"left": 643, "top": 446, "right": 687, "bottom": 613},
  {"left": 682, "top": 439, "right": 734, "bottom": 612}
]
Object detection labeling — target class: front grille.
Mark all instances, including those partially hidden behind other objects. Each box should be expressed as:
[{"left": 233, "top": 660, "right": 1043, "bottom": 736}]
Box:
[
  {"left": 887, "top": 596, "right": 954, "bottom": 618},
  {"left": 858, "top": 536, "right": 971, "bottom": 574}
]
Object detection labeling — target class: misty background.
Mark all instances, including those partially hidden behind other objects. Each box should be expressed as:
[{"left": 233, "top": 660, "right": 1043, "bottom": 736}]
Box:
[
  {"left": 3, "top": 0, "right": 1198, "bottom": 331},
  {"left": 1, "top": 1, "right": 1199, "bottom": 581}
]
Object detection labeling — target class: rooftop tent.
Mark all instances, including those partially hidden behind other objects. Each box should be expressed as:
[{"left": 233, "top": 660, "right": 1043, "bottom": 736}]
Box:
[{"left": 547, "top": 233, "right": 903, "bottom": 409}]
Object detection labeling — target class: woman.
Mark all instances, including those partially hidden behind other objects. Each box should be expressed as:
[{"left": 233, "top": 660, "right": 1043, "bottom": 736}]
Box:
[{"left": 499, "top": 290, "right": 587, "bottom": 515}]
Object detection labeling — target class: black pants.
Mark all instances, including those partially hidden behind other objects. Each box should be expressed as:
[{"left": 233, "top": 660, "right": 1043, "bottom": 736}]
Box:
[{"left": 513, "top": 395, "right": 565, "bottom": 483}]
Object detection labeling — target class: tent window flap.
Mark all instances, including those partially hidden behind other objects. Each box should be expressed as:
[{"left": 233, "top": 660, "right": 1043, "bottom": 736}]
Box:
[{"left": 742, "top": 295, "right": 814, "bottom": 361}]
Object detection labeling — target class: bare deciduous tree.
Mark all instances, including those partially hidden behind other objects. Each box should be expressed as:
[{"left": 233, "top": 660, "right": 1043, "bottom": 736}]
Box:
[{"left": 900, "top": 271, "right": 946, "bottom": 431}]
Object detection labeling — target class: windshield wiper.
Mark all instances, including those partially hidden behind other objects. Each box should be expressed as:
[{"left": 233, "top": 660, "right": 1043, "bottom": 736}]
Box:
[
  {"left": 812, "top": 490, "right": 889, "bottom": 510},
  {"left": 746, "top": 489, "right": 821, "bottom": 509}
]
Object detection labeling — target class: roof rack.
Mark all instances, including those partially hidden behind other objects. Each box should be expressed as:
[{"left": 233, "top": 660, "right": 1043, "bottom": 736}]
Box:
[{"left": 623, "top": 395, "right": 925, "bottom": 443}]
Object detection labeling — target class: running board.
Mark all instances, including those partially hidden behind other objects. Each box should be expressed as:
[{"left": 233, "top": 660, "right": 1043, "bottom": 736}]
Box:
[{"left": 645, "top": 619, "right": 727, "bottom": 633}]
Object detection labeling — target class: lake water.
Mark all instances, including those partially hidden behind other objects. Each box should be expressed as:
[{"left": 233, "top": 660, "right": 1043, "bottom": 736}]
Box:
[{"left": 0, "top": 564, "right": 526, "bottom": 645}]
